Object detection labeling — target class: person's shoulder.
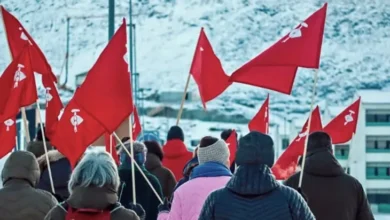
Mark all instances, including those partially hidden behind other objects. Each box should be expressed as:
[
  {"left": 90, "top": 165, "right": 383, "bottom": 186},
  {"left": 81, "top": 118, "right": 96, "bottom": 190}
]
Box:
[
  {"left": 277, "top": 184, "right": 303, "bottom": 201},
  {"left": 284, "top": 172, "right": 300, "bottom": 188},
  {"left": 111, "top": 206, "right": 140, "bottom": 220},
  {"left": 32, "top": 188, "right": 58, "bottom": 204},
  {"left": 44, "top": 204, "right": 67, "bottom": 220},
  {"left": 339, "top": 173, "right": 365, "bottom": 190}
]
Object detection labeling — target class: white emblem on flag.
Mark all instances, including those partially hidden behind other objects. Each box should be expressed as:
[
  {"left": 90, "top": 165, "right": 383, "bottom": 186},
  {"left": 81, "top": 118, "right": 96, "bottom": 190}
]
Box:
[
  {"left": 19, "top": 27, "right": 33, "bottom": 45},
  {"left": 200, "top": 47, "right": 204, "bottom": 52},
  {"left": 14, "top": 64, "right": 27, "bottom": 88},
  {"left": 45, "top": 87, "right": 53, "bottom": 107},
  {"left": 283, "top": 22, "right": 308, "bottom": 43},
  {"left": 70, "top": 109, "right": 83, "bottom": 133},
  {"left": 296, "top": 130, "right": 308, "bottom": 142},
  {"left": 344, "top": 110, "right": 355, "bottom": 126},
  {"left": 4, "top": 119, "right": 14, "bottom": 131}
]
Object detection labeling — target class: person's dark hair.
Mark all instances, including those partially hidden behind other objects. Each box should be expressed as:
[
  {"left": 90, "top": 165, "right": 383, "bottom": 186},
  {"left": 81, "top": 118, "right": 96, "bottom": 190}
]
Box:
[
  {"left": 144, "top": 141, "right": 163, "bottom": 161},
  {"left": 167, "top": 126, "right": 184, "bottom": 141},
  {"left": 297, "top": 156, "right": 303, "bottom": 167},
  {"left": 36, "top": 126, "right": 50, "bottom": 141},
  {"left": 220, "top": 129, "right": 233, "bottom": 141},
  {"left": 307, "top": 131, "right": 332, "bottom": 152},
  {"left": 199, "top": 136, "right": 218, "bottom": 148},
  {"left": 121, "top": 137, "right": 130, "bottom": 143}
]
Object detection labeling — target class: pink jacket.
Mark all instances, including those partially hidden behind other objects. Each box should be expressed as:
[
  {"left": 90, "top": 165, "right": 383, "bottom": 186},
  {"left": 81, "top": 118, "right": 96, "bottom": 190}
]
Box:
[{"left": 158, "top": 176, "right": 230, "bottom": 220}]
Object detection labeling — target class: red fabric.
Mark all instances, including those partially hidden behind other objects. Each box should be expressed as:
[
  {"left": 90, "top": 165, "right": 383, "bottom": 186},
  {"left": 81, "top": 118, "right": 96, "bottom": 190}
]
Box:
[
  {"left": 324, "top": 97, "right": 361, "bottom": 144},
  {"left": 190, "top": 28, "right": 231, "bottom": 108},
  {"left": 162, "top": 139, "right": 193, "bottom": 181},
  {"left": 104, "top": 133, "right": 119, "bottom": 165},
  {"left": 229, "top": 3, "right": 327, "bottom": 94},
  {"left": 0, "top": 47, "right": 37, "bottom": 119},
  {"left": 272, "top": 106, "right": 323, "bottom": 180},
  {"left": 42, "top": 74, "right": 63, "bottom": 139},
  {"left": 65, "top": 208, "right": 110, "bottom": 220},
  {"left": 50, "top": 100, "right": 105, "bottom": 168},
  {"left": 0, "top": 117, "right": 16, "bottom": 159},
  {"left": 132, "top": 108, "right": 141, "bottom": 140},
  {"left": 226, "top": 130, "right": 237, "bottom": 166},
  {"left": 1, "top": 6, "right": 57, "bottom": 82},
  {"left": 73, "top": 19, "right": 133, "bottom": 133},
  {"left": 248, "top": 95, "right": 269, "bottom": 134}
]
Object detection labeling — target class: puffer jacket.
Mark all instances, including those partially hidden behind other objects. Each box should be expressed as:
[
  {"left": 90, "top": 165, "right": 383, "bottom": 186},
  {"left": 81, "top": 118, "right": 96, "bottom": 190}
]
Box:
[
  {"left": 37, "top": 150, "right": 72, "bottom": 201},
  {"left": 0, "top": 151, "right": 57, "bottom": 220},
  {"left": 162, "top": 140, "right": 192, "bottom": 181},
  {"left": 158, "top": 162, "right": 232, "bottom": 220},
  {"left": 199, "top": 164, "right": 314, "bottom": 220},
  {"left": 44, "top": 186, "right": 140, "bottom": 220},
  {"left": 145, "top": 153, "right": 176, "bottom": 199},
  {"left": 285, "top": 148, "right": 374, "bottom": 220}
]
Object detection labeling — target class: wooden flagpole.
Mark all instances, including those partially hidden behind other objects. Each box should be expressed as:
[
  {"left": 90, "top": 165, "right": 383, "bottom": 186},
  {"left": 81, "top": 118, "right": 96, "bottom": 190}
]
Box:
[
  {"left": 35, "top": 101, "right": 56, "bottom": 194},
  {"left": 109, "top": 134, "right": 113, "bottom": 155},
  {"left": 113, "top": 132, "right": 163, "bottom": 204},
  {"left": 176, "top": 73, "right": 191, "bottom": 125},
  {"left": 298, "top": 69, "right": 319, "bottom": 188},
  {"left": 129, "top": 117, "right": 136, "bottom": 204}
]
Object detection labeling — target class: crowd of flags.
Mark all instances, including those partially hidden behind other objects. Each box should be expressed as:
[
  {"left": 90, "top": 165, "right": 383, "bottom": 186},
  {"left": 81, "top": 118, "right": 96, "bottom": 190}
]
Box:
[{"left": 0, "top": 2, "right": 362, "bottom": 181}]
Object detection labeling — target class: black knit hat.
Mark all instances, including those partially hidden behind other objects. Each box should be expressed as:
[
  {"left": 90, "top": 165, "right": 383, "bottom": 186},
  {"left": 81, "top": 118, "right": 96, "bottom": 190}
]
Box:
[
  {"left": 236, "top": 131, "right": 274, "bottom": 167},
  {"left": 144, "top": 141, "right": 163, "bottom": 161},
  {"left": 167, "top": 126, "right": 184, "bottom": 141},
  {"left": 307, "top": 131, "right": 332, "bottom": 153},
  {"left": 36, "top": 126, "right": 49, "bottom": 141}
]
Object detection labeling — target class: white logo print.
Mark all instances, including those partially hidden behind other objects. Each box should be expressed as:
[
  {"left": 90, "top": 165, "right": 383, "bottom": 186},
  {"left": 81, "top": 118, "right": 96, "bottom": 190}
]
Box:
[
  {"left": 344, "top": 110, "right": 355, "bottom": 126},
  {"left": 14, "top": 64, "right": 27, "bottom": 88},
  {"left": 19, "top": 27, "right": 33, "bottom": 45},
  {"left": 200, "top": 47, "right": 204, "bottom": 52},
  {"left": 283, "top": 22, "right": 309, "bottom": 43},
  {"left": 296, "top": 127, "right": 308, "bottom": 142},
  {"left": 4, "top": 119, "right": 14, "bottom": 131},
  {"left": 45, "top": 87, "right": 53, "bottom": 107},
  {"left": 70, "top": 109, "right": 83, "bottom": 133}
]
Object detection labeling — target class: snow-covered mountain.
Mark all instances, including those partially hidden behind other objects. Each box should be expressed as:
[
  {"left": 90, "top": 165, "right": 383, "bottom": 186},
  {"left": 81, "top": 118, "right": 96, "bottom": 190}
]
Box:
[{"left": 0, "top": 0, "right": 389, "bottom": 117}]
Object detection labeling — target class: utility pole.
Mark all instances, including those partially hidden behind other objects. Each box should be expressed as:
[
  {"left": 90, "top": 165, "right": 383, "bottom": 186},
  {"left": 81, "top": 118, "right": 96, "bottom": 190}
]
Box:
[{"left": 108, "top": 0, "right": 115, "bottom": 40}]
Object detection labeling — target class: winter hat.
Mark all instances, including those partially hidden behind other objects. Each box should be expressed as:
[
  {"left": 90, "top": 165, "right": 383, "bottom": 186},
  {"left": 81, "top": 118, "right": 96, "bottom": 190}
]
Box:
[
  {"left": 36, "top": 126, "right": 50, "bottom": 141},
  {"left": 220, "top": 129, "right": 234, "bottom": 141},
  {"left": 197, "top": 136, "right": 229, "bottom": 165},
  {"left": 139, "top": 133, "right": 160, "bottom": 143},
  {"left": 167, "top": 126, "right": 184, "bottom": 141},
  {"left": 144, "top": 141, "right": 163, "bottom": 161},
  {"left": 119, "top": 141, "right": 147, "bottom": 165},
  {"left": 307, "top": 131, "right": 332, "bottom": 153},
  {"left": 236, "top": 131, "right": 274, "bottom": 167}
]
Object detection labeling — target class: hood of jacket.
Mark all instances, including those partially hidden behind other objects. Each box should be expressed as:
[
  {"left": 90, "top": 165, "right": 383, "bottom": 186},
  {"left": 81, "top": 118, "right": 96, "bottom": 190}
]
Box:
[
  {"left": 163, "top": 139, "right": 190, "bottom": 158},
  {"left": 1, "top": 151, "right": 40, "bottom": 187},
  {"left": 190, "top": 162, "right": 232, "bottom": 179},
  {"left": 145, "top": 153, "right": 162, "bottom": 171},
  {"left": 182, "top": 156, "right": 199, "bottom": 177},
  {"left": 304, "top": 148, "right": 345, "bottom": 177},
  {"left": 67, "top": 186, "right": 118, "bottom": 210},
  {"left": 226, "top": 164, "right": 279, "bottom": 196},
  {"left": 37, "top": 150, "right": 66, "bottom": 171}
]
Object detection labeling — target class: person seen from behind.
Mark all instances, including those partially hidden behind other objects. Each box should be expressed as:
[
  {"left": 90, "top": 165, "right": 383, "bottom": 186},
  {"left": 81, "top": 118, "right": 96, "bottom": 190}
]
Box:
[
  {"left": 284, "top": 131, "right": 374, "bottom": 220},
  {"left": 144, "top": 140, "right": 177, "bottom": 199},
  {"left": 158, "top": 136, "right": 232, "bottom": 220},
  {"left": 26, "top": 126, "right": 53, "bottom": 158},
  {"left": 118, "top": 141, "right": 163, "bottom": 220},
  {"left": 44, "top": 150, "right": 142, "bottom": 220},
  {"left": 162, "top": 126, "right": 192, "bottom": 181},
  {"left": 221, "top": 129, "right": 237, "bottom": 173},
  {"left": 173, "top": 146, "right": 199, "bottom": 192},
  {"left": 199, "top": 131, "right": 314, "bottom": 220},
  {"left": 0, "top": 151, "right": 57, "bottom": 220}
]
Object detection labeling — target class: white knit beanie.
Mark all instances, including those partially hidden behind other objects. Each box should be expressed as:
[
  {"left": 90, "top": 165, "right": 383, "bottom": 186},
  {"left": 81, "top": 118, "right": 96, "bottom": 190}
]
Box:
[{"left": 198, "top": 139, "right": 230, "bottom": 165}]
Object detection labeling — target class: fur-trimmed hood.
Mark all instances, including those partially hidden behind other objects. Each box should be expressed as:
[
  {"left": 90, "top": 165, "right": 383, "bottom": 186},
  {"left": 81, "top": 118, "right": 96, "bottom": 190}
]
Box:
[{"left": 37, "top": 150, "right": 66, "bottom": 171}]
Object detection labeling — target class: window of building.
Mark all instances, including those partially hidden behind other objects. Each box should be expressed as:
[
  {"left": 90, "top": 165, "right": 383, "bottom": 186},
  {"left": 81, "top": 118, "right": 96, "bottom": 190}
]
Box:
[
  {"left": 282, "top": 138, "right": 289, "bottom": 149},
  {"left": 366, "top": 109, "right": 390, "bottom": 124},
  {"left": 335, "top": 144, "right": 349, "bottom": 159},
  {"left": 366, "top": 136, "right": 390, "bottom": 152},
  {"left": 366, "top": 163, "right": 390, "bottom": 179}
]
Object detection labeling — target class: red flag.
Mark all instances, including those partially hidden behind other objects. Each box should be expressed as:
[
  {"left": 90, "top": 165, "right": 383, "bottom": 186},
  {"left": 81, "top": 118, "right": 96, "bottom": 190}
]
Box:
[
  {"left": 73, "top": 19, "right": 133, "bottom": 133},
  {"left": 248, "top": 94, "right": 269, "bottom": 134},
  {"left": 105, "top": 133, "right": 119, "bottom": 165},
  {"left": 226, "top": 130, "right": 237, "bottom": 165},
  {"left": 0, "top": 117, "right": 16, "bottom": 159},
  {"left": 50, "top": 101, "right": 105, "bottom": 167},
  {"left": 42, "top": 74, "right": 63, "bottom": 139},
  {"left": 0, "top": 47, "right": 37, "bottom": 119},
  {"left": 324, "top": 98, "right": 361, "bottom": 144},
  {"left": 1, "top": 6, "right": 57, "bottom": 82},
  {"left": 229, "top": 3, "right": 327, "bottom": 94},
  {"left": 190, "top": 28, "right": 231, "bottom": 108},
  {"left": 132, "top": 108, "right": 141, "bottom": 140},
  {"left": 272, "top": 106, "right": 322, "bottom": 180}
]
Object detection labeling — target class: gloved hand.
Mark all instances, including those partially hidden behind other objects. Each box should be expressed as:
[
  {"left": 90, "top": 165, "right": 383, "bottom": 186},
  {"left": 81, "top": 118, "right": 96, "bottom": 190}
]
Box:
[
  {"left": 297, "top": 187, "right": 308, "bottom": 203},
  {"left": 127, "top": 203, "right": 145, "bottom": 220},
  {"left": 158, "top": 198, "right": 171, "bottom": 213}
]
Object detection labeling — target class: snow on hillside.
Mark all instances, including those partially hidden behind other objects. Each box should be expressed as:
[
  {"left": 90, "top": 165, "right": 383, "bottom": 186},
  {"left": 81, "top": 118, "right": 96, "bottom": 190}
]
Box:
[{"left": 0, "top": 0, "right": 389, "bottom": 117}]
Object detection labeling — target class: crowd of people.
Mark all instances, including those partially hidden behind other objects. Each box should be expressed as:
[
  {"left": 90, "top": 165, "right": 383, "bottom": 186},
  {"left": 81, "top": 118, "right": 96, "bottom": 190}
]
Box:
[{"left": 0, "top": 126, "right": 375, "bottom": 220}]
